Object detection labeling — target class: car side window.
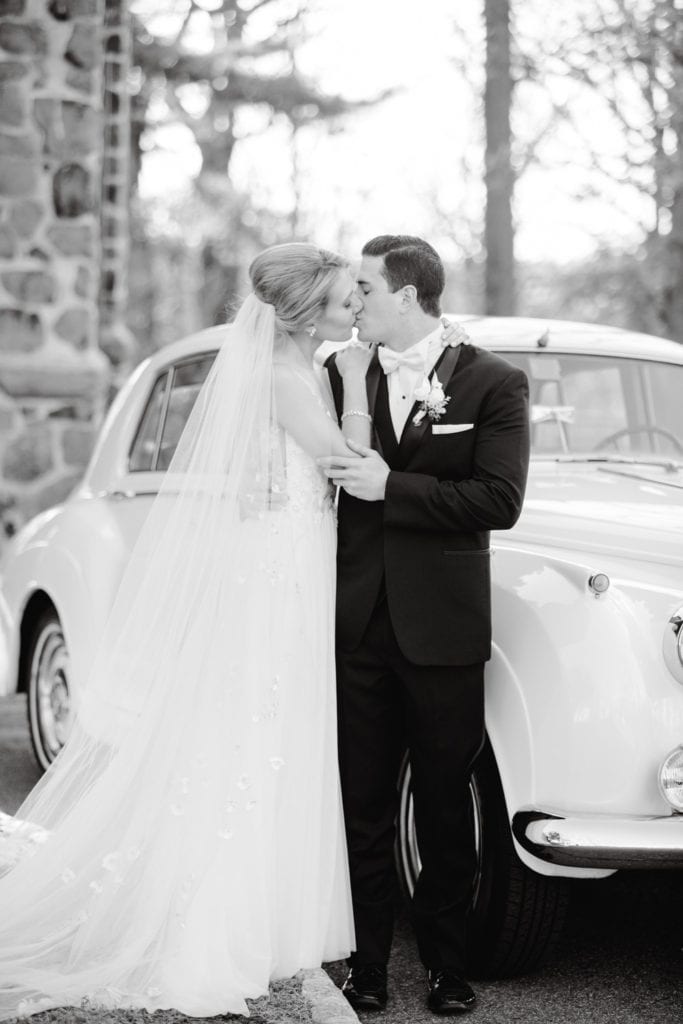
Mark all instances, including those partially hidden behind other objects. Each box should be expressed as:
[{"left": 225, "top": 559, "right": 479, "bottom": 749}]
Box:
[
  {"left": 156, "top": 356, "right": 216, "bottom": 470},
  {"left": 128, "top": 353, "right": 217, "bottom": 473}
]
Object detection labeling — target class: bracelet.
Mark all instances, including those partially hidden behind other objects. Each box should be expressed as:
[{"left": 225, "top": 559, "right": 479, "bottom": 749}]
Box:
[{"left": 341, "top": 410, "right": 372, "bottom": 422}]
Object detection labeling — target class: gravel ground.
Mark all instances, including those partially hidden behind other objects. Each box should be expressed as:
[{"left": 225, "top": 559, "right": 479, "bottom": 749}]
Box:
[
  {"left": 3, "top": 976, "right": 313, "bottom": 1024},
  {"left": 3, "top": 977, "right": 311, "bottom": 1024}
]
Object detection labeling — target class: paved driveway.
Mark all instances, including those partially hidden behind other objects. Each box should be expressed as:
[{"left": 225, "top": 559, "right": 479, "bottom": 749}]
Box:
[
  {"left": 0, "top": 694, "right": 41, "bottom": 814},
  {"left": 326, "top": 868, "right": 683, "bottom": 1024}
]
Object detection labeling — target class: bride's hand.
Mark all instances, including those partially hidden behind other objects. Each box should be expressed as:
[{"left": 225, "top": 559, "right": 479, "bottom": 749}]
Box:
[
  {"left": 336, "top": 341, "right": 375, "bottom": 379},
  {"left": 440, "top": 317, "right": 470, "bottom": 347}
]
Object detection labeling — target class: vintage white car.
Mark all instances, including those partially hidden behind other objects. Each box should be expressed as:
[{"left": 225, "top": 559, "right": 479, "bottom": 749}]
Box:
[{"left": 0, "top": 317, "right": 682, "bottom": 978}]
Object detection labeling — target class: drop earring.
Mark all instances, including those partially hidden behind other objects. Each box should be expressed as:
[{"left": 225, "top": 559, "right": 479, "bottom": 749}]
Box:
[{"left": 307, "top": 325, "right": 317, "bottom": 338}]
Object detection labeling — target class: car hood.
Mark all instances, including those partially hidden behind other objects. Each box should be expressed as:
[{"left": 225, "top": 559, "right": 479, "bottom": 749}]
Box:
[{"left": 504, "top": 461, "right": 683, "bottom": 570}]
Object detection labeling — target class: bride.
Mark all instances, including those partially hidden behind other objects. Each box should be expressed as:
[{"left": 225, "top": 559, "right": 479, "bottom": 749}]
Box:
[{"left": 0, "top": 243, "right": 374, "bottom": 1019}]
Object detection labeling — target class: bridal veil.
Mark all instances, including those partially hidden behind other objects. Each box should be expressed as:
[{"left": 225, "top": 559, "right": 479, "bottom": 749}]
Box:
[{"left": 0, "top": 292, "right": 353, "bottom": 1018}]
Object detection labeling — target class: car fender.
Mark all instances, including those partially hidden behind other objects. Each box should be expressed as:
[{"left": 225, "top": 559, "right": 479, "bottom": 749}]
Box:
[
  {"left": 485, "top": 544, "right": 680, "bottom": 878},
  {"left": 1, "top": 500, "right": 132, "bottom": 700}
]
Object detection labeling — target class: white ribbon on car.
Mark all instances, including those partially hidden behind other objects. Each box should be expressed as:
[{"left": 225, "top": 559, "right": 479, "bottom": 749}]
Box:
[{"left": 531, "top": 404, "right": 575, "bottom": 424}]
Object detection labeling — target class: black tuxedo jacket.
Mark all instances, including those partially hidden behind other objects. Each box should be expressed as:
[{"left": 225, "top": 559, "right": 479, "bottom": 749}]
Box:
[{"left": 326, "top": 341, "right": 530, "bottom": 666}]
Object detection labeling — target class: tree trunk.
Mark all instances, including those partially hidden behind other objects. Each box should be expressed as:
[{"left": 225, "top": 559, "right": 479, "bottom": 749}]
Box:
[
  {"left": 663, "top": 26, "right": 683, "bottom": 343},
  {"left": 664, "top": 186, "right": 683, "bottom": 343},
  {"left": 484, "top": 0, "right": 515, "bottom": 315}
]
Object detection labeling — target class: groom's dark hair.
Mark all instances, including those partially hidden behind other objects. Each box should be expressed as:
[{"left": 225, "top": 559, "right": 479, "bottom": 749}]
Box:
[{"left": 362, "top": 235, "right": 444, "bottom": 317}]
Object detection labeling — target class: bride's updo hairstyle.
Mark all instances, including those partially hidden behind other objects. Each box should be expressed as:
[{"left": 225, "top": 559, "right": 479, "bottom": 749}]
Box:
[{"left": 249, "top": 242, "right": 347, "bottom": 337}]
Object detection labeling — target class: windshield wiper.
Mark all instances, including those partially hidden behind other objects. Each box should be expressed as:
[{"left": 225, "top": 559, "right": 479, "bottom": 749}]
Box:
[{"left": 553, "top": 455, "right": 683, "bottom": 472}]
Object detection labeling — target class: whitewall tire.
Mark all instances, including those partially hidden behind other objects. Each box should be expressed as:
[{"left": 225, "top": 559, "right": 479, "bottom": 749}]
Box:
[{"left": 26, "top": 608, "right": 72, "bottom": 772}]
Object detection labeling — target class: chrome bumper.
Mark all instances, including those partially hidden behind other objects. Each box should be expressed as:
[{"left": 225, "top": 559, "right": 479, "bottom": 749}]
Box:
[{"left": 512, "top": 809, "right": 683, "bottom": 869}]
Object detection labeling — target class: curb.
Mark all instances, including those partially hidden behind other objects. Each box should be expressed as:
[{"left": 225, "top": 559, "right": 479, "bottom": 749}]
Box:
[{"left": 300, "top": 968, "right": 360, "bottom": 1024}]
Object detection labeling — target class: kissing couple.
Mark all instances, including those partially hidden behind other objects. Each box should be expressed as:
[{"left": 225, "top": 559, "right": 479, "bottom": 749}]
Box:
[{"left": 0, "top": 235, "right": 529, "bottom": 1019}]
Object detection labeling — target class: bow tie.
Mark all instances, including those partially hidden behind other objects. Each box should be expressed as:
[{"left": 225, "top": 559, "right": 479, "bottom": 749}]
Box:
[{"left": 377, "top": 346, "right": 426, "bottom": 376}]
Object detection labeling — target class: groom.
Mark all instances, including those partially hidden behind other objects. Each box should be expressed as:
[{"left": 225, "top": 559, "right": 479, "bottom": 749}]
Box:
[{"left": 320, "top": 236, "right": 529, "bottom": 1015}]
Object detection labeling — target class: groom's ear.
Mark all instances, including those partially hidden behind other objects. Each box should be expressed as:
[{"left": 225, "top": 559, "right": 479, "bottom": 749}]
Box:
[{"left": 399, "top": 284, "right": 418, "bottom": 310}]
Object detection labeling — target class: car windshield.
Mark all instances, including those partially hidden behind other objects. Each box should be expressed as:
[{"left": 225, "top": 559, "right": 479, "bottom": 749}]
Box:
[{"left": 498, "top": 352, "right": 683, "bottom": 462}]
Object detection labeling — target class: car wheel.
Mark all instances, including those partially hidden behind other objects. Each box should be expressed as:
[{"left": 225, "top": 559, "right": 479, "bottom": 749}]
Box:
[
  {"left": 25, "top": 608, "right": 72, "bottom": 771},
  {"left": 395, "top": 737, "right": 568, "bottom": 977}
]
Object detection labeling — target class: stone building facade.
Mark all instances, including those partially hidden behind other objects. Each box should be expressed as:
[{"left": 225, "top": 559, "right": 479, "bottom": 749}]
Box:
[{"left": 0, "top": 0, "right": 131, "bottom": 534}]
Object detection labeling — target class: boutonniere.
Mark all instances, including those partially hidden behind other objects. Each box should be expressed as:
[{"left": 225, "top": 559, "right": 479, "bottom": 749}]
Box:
[{"left": 412, "top": 373, "right": 450, "bottom": 426}]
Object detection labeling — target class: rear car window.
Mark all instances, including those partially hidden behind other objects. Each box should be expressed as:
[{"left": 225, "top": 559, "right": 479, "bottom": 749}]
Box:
[{"left": 128, "top": 353, "right": 217, "bottom": 472}]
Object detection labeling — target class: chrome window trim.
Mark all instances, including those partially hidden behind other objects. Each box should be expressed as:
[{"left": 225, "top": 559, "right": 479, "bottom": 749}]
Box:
[{"left": 150, "top": 369, "right": 173, "bottom": 472}]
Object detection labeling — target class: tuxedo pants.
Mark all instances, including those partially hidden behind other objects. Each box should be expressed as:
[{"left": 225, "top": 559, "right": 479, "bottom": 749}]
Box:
[{"left": 337, "top": 597, "right": 485, "bottom": 972}]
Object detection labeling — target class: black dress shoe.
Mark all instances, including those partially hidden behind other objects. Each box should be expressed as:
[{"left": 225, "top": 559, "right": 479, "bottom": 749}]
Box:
[
  {"left": 427, "top": 969, "right": 476, "bottom": 1014},
  {"left": 342, "top": 964, "right": 388, "bottom": 1011}
]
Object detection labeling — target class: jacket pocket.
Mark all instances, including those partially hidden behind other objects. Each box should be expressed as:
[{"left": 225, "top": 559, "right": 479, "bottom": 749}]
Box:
[
  {"left": 432, "top": 423, "right": 474, "bottom": 435},
  {"left": 443, "top": 548, "right": 491, "bottom": 556}
]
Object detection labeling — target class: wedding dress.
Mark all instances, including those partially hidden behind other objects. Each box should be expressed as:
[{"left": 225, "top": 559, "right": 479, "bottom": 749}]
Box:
[{"left": 0, "top": 295, "right": 353, "bottom": 1019}]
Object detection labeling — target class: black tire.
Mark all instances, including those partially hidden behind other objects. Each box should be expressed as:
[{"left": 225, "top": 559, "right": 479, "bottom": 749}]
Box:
[
  {"left": 396, "top": 737, "right": 568, "bottom": 977},
  {"left": 25, "top": 607, "right": 72, "bottom": 772}
]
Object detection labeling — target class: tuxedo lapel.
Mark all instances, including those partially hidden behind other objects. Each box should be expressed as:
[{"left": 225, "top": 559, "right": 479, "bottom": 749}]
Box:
[
  {"left": 395, "top": 343, "right": 464, "bottom": 467},
  {"left": 366, "top": 350, "right": 381, "bottom": 415},
  {"left": 324, "top": 353, "right": 343, "bottom": 420},
  {"left": 365, "top": 351, "right": 384, "bottom": 456},
  {"left": 373, "top": 372, "right": 398, "bottom": 464}
]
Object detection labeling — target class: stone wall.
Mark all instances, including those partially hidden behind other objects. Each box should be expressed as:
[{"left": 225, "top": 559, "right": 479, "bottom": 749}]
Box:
[
  {"left": 0, "top": 0, "right": 111, "bottom": 534},
  {"left": 99, "top": 0, "right": 133, "bottom": 373}
]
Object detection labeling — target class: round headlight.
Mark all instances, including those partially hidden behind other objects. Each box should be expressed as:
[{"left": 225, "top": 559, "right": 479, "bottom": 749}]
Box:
[
  {"left": 663, "top": 608, "right": 683, "bottom": 685},
  {"left": 659, "top": 746, "right": 683, "bottom": 812}
]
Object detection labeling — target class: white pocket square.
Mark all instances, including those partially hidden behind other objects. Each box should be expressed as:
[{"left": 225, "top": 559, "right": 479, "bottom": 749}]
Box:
[{"left": 432, "top": 423, "right": 474, "bottom": 435}]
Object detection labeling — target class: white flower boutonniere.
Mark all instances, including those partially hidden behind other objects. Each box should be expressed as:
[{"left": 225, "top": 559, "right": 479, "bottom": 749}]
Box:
[{"left": 412, "top": 374, "right": 450, "bottom": 426}]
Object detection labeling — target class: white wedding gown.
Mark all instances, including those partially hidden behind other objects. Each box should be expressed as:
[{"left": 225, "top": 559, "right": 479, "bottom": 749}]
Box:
[{"left": 0, "top": 346, "right": 353, "bottom": 1019}]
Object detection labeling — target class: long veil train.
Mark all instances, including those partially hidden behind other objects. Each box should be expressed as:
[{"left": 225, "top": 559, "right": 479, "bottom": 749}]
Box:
[{"left": 0, "top": 293, "right": 352, "bottom": 1018}]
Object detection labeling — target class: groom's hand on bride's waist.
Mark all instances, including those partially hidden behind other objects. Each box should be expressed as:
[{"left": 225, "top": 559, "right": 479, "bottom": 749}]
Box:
[{"left": 317, "top": 441, "right": 389, "bottom": 501}]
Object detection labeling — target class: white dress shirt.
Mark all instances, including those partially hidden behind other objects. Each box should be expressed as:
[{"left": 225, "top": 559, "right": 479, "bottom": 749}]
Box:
[{"left": 380, "top": 326, "right": 446, "bottom": 440}]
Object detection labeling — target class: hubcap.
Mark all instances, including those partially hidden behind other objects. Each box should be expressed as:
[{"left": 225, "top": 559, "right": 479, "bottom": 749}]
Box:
[{"left": 31, "top": 622, "right": 71, "bottom": 760}]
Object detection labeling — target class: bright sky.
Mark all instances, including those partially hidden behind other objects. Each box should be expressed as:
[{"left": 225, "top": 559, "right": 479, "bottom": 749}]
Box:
[{"left": 136, "top": 0, "right": 649, "bottom": 264}]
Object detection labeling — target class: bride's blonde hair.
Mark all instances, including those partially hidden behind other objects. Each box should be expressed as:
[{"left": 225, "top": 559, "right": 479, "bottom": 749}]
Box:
[{"left": 249, "top": 242, "right": 347, "bottom": 336}]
